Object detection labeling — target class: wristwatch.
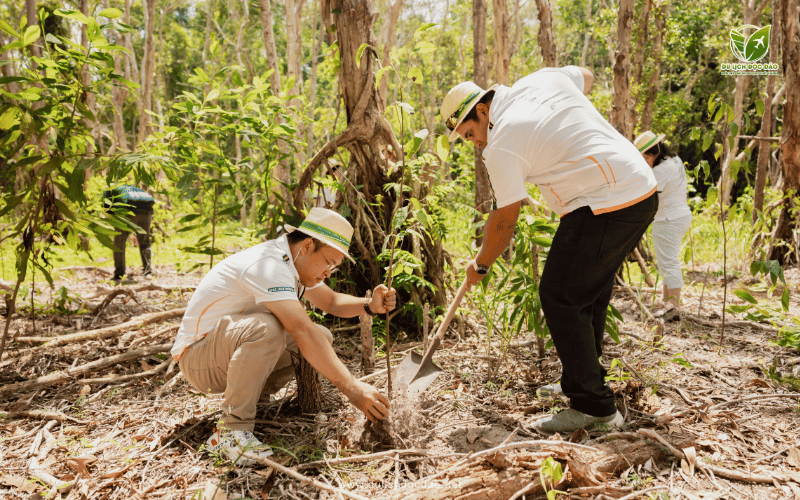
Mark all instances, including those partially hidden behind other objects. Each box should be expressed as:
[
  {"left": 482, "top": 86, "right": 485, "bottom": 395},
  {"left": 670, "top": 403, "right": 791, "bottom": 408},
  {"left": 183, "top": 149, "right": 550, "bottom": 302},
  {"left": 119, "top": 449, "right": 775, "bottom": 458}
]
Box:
[
  {"left": 363, "top": 299, "right": 377, "bottom": 316},
  {"left": 474, "top": 263, "right": 490, "bottom": 275}
]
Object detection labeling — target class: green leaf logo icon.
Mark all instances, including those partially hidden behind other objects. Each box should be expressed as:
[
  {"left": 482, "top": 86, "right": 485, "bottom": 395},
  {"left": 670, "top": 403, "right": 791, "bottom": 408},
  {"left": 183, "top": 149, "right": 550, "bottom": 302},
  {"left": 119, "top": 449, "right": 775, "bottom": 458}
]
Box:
[{"left": 729, "top": 24, "right": 771, "bottom": 62}]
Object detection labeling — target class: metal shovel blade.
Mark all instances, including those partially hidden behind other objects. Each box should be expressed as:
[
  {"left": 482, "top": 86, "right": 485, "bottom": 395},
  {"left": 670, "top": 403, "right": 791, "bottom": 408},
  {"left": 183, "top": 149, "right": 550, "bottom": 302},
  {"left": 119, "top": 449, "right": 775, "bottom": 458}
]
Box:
[
  {"left": 395, "top": 350, "right": 443, "bottom": 396},
  {"left": 394, "top": 279, "right": 469, "bottom": 397}
]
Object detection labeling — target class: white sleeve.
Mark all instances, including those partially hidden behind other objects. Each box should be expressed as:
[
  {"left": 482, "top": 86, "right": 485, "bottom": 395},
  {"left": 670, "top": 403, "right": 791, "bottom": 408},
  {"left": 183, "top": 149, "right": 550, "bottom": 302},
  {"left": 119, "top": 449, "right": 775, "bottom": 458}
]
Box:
[
  {"left": 240, "top": 257, "right": 299, "bottom": 303},
  {"left": 536, "top": 66, "right": 585, "bottom": 92},
  {"left": 558, "top": 66, "right": 586, "bottom": 92},
  {"left": 483, "top": 149, "right": 530, "bottom": 209}
]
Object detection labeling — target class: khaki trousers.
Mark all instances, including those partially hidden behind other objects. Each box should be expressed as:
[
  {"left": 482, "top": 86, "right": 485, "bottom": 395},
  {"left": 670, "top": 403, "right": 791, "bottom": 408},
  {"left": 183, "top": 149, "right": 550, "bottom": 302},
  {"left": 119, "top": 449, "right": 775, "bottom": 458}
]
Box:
[{"left": 178, "top": 312, "right": 333, "bottom": 431}]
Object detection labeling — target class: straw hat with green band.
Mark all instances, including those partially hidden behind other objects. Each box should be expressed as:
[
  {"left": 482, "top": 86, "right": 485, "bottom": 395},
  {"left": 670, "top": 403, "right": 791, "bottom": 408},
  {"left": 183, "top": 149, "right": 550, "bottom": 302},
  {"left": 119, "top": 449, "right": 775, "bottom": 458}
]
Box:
[
  {"left": 284, "top": 207, "right": 355, "bottom": 263},
  {"left": 441, "top": 81, "right": 499, "bottom": 142},
  {"left": 634, "top": 130, "right": 666, "bottom": 154}
]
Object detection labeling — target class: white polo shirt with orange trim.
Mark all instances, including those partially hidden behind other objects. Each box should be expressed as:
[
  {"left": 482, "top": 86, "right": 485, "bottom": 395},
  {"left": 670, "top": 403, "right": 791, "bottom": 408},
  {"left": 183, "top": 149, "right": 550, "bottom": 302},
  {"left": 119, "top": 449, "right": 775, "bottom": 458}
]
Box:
[
  {"left": 483, "top": 66, "right": 657, "bottom": 216},
  {"left": 171, "top": 234, "right": 317, "bottom": 361}
]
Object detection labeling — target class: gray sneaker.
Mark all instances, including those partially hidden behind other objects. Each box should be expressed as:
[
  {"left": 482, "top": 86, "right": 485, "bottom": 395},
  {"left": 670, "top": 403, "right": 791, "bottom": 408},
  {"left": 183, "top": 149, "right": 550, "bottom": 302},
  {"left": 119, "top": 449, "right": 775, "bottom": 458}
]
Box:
[
  {"left": 536, "top": 382, "right": 565, "bottom": 398},
  {"left": 531, "top": 409, "right": 624, "bottom": 434}
]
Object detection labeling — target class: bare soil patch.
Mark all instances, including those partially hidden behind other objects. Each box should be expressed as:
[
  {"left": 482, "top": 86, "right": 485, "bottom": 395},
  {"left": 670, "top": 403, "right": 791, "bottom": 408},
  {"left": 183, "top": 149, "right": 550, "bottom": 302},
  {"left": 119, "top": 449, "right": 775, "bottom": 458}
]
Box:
[{"left": 2, "top": 264, "right": 800, "bottom": 499}]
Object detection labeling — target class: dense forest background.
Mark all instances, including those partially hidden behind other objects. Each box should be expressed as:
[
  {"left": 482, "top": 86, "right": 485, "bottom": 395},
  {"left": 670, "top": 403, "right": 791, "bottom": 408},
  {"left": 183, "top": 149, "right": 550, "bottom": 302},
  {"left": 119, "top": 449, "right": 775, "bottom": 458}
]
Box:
[{"left": 0, "top": 0, "right": 798, "bottom": 335}]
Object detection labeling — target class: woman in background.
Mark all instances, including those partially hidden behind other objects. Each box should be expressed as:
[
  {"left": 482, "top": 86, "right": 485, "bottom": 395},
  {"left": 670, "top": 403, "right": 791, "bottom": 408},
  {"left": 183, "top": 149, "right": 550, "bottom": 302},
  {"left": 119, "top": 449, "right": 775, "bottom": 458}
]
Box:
[{"left": 634, "top": 131, "right": 692, "bottom": 321}]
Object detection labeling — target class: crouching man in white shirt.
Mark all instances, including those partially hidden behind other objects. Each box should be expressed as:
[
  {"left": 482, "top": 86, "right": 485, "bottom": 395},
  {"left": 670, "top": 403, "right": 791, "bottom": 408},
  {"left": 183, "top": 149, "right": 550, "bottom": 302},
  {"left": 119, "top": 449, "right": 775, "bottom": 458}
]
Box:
[
  {"left": 171, "top": 208, "right": 394, "bottom": 465},
  {"left": 441, "top": 66, "right": 658, "bottom": 434}
]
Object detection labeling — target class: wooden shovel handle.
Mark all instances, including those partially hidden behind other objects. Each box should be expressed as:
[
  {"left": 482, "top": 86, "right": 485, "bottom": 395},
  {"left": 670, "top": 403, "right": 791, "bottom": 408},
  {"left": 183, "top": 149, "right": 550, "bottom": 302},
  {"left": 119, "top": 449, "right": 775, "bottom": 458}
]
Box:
[{"left": 418, "top": 279, "right": 470, "bottom": 368}]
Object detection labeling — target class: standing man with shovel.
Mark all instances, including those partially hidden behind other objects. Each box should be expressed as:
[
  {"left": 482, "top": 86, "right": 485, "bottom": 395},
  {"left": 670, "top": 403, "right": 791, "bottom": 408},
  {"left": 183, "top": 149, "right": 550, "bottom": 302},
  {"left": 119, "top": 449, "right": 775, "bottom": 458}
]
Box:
[{"left": 440, "top": 66, "right": 658, "bottom": 433}]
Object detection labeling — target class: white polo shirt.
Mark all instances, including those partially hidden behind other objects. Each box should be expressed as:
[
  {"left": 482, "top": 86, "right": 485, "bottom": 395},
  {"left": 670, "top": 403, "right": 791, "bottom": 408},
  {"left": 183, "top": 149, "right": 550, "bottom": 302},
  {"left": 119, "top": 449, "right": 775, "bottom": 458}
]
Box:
[
  {"left": 171, "top": 234, "right": 318, "bottom": 360},
  {"left": 483, "top": 66, "right": 657, "bottom": 216},
  {"left": 652, "top": 156, "right": 692, "bottom": 222}
]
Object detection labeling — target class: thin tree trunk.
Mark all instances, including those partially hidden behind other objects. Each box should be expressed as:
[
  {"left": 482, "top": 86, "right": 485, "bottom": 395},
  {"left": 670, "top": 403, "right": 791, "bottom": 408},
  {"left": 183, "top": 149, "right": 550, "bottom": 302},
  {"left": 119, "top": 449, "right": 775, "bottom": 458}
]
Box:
[
  {"left": 286, "top": 0, "right": 306, "bottom": 97},
  {"left": 610, "top": 0, "right": 634, "bottom": 139},
  {"left": 123, "top": 0, "right": 139, "bottom": 148},
  {"left": 629, "top": 0, "right": 651, "bottom": 132},
  {"left": 511, "top": 0, "right": 522, "bottom": 63},
  {"left": 26, "top": 0, "right": 42, "bottom": 59},
  {"left": 111, "top": 45, "right": 129, "bottom": 152},
  {"left": 307, "top": 0, "right": 323, "bottom": 159},
  {"left": 753, "top": 0, "right": 779, "bottom": 221},
  {"left": 137, "top": 0, "right": 157, "bottom": 145},
  {"left": 259, "top": 0, "right": 282, "bottom": 94},
  {"left": 378, "top": 0, "right": 404, "bottom": 105},
  {"left": 768, "top": 0, "right": 799, "bottom": 265},
  {"left": 534, "top": 0, "right": 557, "bottom": 67},
  {"left": 79, "top": 0, "right": 96, "bottom": 185},
  {"left": 286, "top": 0, "right": 307, "bottom": 171},
  {"left": 493, "top": 0, "right": 510, "bottom": 84},
  {"left": 580, "top": 0, "right": 593, "bottom": 67},
  {"left": 638, "top": 2, "right": 666, "bottom": 132},
  {"left": 259, "top": 0, "right": 291, "bottom": 207},
  {"left": 474, "top": 0, "right": 491, "bottom": 246}
]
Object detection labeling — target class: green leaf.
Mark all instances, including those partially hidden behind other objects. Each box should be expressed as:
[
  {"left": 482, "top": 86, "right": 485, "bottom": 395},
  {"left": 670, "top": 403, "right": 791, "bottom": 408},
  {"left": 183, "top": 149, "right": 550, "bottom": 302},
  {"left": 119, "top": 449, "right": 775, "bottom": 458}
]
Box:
[
  {"left": 734, "top": 289, "right": 758, "bottom": 304},
  {"left": 0, "top": 18, "right": 19, "bottom": 37},
  {"left": 531, "top": 236, "right": 552, "bottom": 247},
  {"left": 392, "top": 206, "right": 409, "bottom": 230},
  {"left": 435, "top": 135, "right": 449, "bottom": 163},
  {"left": 23, "top": 25, "right": 39, "bottom": 46},
  {"left": 755, "top": 99, "right": 765, "bottom": 117},
  {"left": 729, "top": 159, "right": 740, "bottom": 180},
  {"left": 232, "top": 71, "right": 243, "bottom": 87},
  {"left": 706, "top": 186, "right": 718, "bottom": 206},
  {"left": 744, "top": 25, "right": 770, "bottom": 62},
  {"left": 374, "top": 66, "right": 392, "bottom": 90},
  {"left": 407, "top": 67, "right": 423, "bottom": 84},
  {"left": 178, "top": 213, "right": 203, "bottom": 224},
  {"left": 99, "top": 8, "right": 123, "bottom": 19},
  {"left": 414, "top": 40, "right": 436, "bottom": 54},
  {"left": 0, "top": 107, "right": 20, "bottom": 130},
  {"left": 683, "top": 245, "right": 691, "bottom": 264},
  {"left": 355, "top": 43, "right": 371, "bottom": 68},
  {"left": 781, "top": 288, "right": 790, "bottom": 312},
  {"left": 205, "top": 88, "right": 219, "bottom": 103},
  {"left": 701, "top": 134, "right": 713, "bottom": 152},
  {"left": 414, "top": 23, "right": 438, "bottom": 38},
  {"left": 56, "top": 9, "right": 90, "bottom": 25},
  {"left": 671, "top": 354, "right": 694, "bottom": 368}
]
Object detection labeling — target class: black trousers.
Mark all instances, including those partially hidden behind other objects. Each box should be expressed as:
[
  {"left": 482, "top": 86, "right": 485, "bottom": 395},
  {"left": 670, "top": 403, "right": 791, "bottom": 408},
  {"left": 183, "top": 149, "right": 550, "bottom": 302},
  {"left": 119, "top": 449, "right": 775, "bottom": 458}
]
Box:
[
  {"left": 539, "top": 192, "right": 657, "bottom": 417},
  {"left": 113, "top": 210, "right": 153, "bottom": 279}
]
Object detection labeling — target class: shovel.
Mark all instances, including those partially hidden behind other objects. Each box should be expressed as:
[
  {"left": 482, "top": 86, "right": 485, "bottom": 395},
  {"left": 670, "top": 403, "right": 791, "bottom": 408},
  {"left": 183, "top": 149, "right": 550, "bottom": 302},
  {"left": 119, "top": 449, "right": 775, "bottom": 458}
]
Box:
[{"left": 395, "top": 279, "right": 470, "bottom": 396}]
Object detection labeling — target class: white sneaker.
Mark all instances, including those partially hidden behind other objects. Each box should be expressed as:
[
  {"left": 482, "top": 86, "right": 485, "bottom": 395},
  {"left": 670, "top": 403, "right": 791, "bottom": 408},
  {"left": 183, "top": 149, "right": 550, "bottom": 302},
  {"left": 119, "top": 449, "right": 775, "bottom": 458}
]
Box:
[{"left": 205, "top": 429, "right": 273, "bottom": 466}]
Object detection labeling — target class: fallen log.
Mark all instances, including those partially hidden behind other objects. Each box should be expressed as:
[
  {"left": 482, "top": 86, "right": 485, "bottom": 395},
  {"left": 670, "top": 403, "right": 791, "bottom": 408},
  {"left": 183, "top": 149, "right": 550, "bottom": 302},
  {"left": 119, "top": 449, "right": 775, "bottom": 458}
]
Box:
[
  {"left": 85, "top": 283, "right": 196, "bottom": 301},
  {"left": 78, "top": 356, "right": 171, "bottom": 385},
  {"left": 0, "top": 409, "right": 87, "bottom": 424},
  {"left": 12, "top": 308, "right": 185, "bottom": 347},
  {"left": 0, "top": 343, "right": 171, "bottom": 395}
]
